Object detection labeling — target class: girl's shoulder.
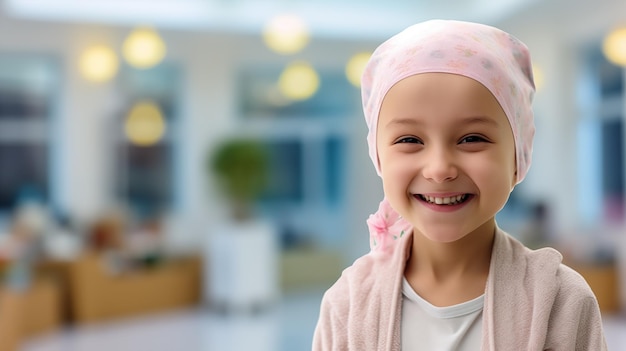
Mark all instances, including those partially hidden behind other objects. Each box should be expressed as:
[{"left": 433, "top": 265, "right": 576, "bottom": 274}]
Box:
[
  {"left": 324, "top": 250, "right": 397, "bottom": 299},
  {"left": 489, "top": 231, "right": 606, "bottom": 349},
  {"left": 545, "top": 260, "right": 607, "bottom": 349},
  {"left": 554, "top": 262, "right": 599, "bottom": 302},
  {"left": 497, "top": 230, "right": 597, "bottom": 303},
  {"left": 321, "top": 237, "right": 410, "bottom": 309}
]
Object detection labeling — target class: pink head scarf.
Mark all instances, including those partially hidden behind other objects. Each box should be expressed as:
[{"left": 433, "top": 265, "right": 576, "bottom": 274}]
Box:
[{"left": 363, "top": 20, "right": 536, "bottom": 251}]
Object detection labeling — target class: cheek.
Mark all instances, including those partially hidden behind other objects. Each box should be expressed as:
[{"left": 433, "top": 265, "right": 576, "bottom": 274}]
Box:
[
  {"left": 379, "top": 151, "right": 414, "bottom": 177},
  {"left": 377, "top": 143, "right": 393, "bottom": 175},
  {"left": 379, "top": 152, "right": 416, "bottom": 191},
  {"left": 465, "top": 150, "right": 515, "bottom": 186},
  {"left": 505, "top": 146, "right": 518, "bottom": 186},
  {"left": 489, "top": 152, "right": 516, "bottom": 192}
]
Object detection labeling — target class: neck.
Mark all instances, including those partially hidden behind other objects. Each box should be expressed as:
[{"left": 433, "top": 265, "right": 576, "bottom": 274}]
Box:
[{"left": 406, "top": 220, "right": 496, "bottom": 282}]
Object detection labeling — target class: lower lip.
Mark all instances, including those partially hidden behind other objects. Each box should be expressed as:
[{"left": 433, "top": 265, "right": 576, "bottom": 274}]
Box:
[{"left": 414, "top": 195, "right": 473, "bottom": 213}]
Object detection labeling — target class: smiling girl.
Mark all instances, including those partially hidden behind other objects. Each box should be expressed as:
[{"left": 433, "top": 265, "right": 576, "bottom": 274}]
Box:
[{"left": 313, "top": 20, "right": 607, "bottom": 350}]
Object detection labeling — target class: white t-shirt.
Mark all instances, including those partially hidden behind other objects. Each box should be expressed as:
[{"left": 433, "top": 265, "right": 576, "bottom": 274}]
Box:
[{"left": 401, "top": 277, "right": 483, "bottom": 350}]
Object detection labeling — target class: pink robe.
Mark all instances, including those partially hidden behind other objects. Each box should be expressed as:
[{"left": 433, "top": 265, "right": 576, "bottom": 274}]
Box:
[{"left": 313, "top": 228, "right": 607, "bottom": 350}]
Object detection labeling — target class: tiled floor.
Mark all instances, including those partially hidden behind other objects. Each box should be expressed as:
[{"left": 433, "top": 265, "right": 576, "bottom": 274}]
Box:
[{"left": 21, "top": 290, "right": 626, "bottom": 351}]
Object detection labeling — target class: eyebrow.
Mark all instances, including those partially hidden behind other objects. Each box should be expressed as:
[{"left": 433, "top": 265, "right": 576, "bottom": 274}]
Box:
[
  {"left": 385, "top": 115, "right": 500, "bottom": 128},
  {"left": 459, "top": 116, "right": 501, "bottom": 127}
]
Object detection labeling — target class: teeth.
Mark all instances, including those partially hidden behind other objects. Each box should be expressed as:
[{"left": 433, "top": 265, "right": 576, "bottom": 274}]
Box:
[{"left": 421, "top": 194, "right": 467, "bottom": 205}]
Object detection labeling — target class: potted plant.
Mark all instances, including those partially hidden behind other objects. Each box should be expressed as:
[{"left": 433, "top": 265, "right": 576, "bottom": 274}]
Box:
[
  {"left": 204, "top": 137, "right": 279, "bottom": 312},
  {"left": 209, "top": 138, "right": 269, "bottom": 221}
]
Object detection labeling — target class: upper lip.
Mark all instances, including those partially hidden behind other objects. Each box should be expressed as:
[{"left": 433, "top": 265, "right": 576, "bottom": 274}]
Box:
[{"left": 417, "top": 192, "right": 468, "bottom": 197}]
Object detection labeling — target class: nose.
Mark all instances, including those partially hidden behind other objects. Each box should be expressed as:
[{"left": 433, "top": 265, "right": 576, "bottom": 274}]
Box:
[{"left": 421, "top": 147, "right": 458, "bottom": 183}]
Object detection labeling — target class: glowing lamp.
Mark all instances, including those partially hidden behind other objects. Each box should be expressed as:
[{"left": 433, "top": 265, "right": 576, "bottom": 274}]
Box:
[
  {"left": 603, "top": 27, "right": 626, "bottom": 66},
  {"left": 346, "top": 52, "right": 372, "bottom": 87},
  {"left": 278, "top": 61, "right": 319, "bottom": 101},
  {"left": 79, "top": 45, "right": 118, "bottom": 82},
  {"left": 125, "top": 101, "right": 166, "bottom": 146},
  {"left": 122, "top": 27, "right": 167, "bottom": 69},
  {"left": 263, "top": 14, "right": 309, "bottom": 55}
]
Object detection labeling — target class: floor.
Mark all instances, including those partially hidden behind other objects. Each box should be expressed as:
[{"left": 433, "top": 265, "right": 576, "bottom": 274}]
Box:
[
  {"left": 21, "top": 289, "right": 324, "bottom": 351},
  {"left": 21, "top": 290, "right": 626, "bottom": 351}
]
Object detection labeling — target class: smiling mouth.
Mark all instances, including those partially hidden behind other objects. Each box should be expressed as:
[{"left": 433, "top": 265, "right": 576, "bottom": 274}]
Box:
[{"left": 417, "top": 194, "right": 470, "bottom": 205}]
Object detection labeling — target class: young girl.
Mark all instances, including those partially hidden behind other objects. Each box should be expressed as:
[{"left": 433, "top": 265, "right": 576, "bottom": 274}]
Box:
[{"left": 313, "top": 20, "right": 607, "bottom": 350}]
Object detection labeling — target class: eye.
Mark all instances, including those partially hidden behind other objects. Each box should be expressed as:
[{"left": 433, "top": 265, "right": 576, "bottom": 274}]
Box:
[
  {"left": 394, "top": 136, "right": 422, "bottom": 144},
  {"left": 459, "top": 135, "right": 489, "bottom": 144}
]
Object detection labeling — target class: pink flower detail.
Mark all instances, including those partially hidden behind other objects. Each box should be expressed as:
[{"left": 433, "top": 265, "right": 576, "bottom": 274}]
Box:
[
  {"left": 367, "top": 198, "right": 412, "bottom": 252},
  {"left": 447, "top": 59, "right": 468, "bottom": 69},
  {"left": 490, "top": 76, "right": 504, "bottom": 97},
  {"left": 405, "top": 45, "right": 423, "bottom": 56},
  {"left": 454, "top": 44, "right": 477, "bottom": 57}
]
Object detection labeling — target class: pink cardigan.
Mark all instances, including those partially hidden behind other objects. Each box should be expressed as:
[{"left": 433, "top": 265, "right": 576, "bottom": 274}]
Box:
[{"left": 313, "top": 228, "right": 607, "bottom": 350}]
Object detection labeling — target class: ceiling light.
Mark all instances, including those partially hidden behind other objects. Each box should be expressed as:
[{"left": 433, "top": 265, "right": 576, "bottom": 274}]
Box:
[
  {"left": 345, "top": 52, "right": 371, "bottom": 87},
  {"left": 122, "top": 27, "right": 167, "bottom": 69},
  {"left": 263, "top": 14, "right": 309, "bottom": 55},
  {"left": 603, "top": 27, "right": 626, "bottom": 66},
  {"left": 278, "top": 61, "right": 319, "bottom": 101},
  {"left": 125, "top": 100, "right": 166, "bottom": 146},
  {"left": 78, "top": 45, "right": 118, "bottom": 82}
]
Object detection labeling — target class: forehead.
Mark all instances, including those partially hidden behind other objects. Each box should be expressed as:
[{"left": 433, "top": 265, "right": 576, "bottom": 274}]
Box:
[{"left": 378, "top": 72, "right": 509, "bottom": 128}]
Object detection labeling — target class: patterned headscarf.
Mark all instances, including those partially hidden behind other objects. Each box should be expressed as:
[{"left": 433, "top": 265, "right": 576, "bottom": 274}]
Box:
[
  {"left": 362, "top": 20, "right": 536, "bottom": 251},
  {"left": 363, "top": 19, "right": 535, "bottom": 184}
]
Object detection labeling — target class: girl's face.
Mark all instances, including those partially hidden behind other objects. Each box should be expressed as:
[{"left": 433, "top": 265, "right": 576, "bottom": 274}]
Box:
[{"left": 377, "top": 72, "right": 517, "bottom": 243}]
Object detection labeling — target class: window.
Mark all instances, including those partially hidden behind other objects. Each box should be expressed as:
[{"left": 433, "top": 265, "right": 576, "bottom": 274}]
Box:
[
  {"left": 0, "top": 55, "right": 56, "bottom": 213},
  {"left": 238, "top": 65, "right": 359, "bottom": 119},
  {"left": 578, "top": 47, "right": 625, "bottom": 225},
  {"left": 237, "top": 64, "right": 357, "bottom": 247},
  {"left": 114, "top": 64, "right": 180, "bottom": 219},
  {"left": 260, "top": 139, "right": 303, "bottom": 203}
]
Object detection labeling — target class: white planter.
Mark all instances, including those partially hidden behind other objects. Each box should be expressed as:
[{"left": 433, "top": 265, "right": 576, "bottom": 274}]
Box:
[{"left": 205, "top": 219, "right": 280, "bottom": 312}]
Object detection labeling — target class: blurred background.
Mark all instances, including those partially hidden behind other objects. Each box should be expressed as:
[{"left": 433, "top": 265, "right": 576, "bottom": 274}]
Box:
[{"left": 0, "top": 0, "right": 625, "bottom": 349}]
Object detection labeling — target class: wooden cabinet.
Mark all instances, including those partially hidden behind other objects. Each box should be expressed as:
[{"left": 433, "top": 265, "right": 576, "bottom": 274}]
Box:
[
  {"left": 69, "top": 254, "right": 201, "bottom": 323},
  {"left": 0, "top": 278, "right": 62, "bottom": 351}
]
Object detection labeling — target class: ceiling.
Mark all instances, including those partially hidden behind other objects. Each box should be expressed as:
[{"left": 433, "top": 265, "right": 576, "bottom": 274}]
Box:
[{"left": 2, "top": 0, "right": 541, "bottom": 40}]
